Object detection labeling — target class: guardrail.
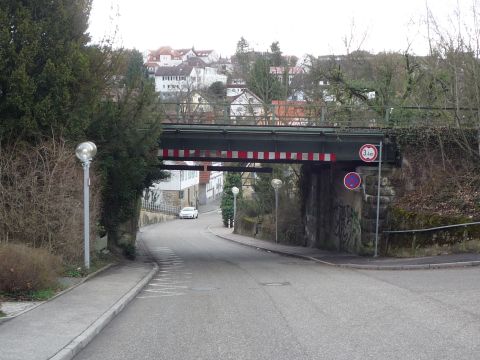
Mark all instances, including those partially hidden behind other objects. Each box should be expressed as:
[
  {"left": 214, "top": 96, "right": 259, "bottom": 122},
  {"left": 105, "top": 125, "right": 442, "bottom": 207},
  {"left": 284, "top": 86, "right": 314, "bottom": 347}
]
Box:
[
  {"left": 383, "top": 221, "right": 480, "bottom": 255},
  {"left": 384, "top": 221, "right": 480, "bottom": 234},
  {"left": 159, "top": 102, "right": 480, "bottom": 128},
  {"left": 141, "top": 201, "right": 180, "bottom": 216}
]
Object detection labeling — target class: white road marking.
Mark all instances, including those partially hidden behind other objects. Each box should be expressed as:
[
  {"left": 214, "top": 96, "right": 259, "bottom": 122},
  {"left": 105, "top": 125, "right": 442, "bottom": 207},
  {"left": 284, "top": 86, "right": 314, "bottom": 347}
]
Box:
[{"left": 137, "top": 247, "right": 192, "bottom": 300}]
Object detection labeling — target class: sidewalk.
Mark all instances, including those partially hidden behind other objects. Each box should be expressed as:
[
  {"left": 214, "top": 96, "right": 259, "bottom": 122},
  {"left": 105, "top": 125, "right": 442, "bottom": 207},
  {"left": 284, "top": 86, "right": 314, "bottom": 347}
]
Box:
[
  {"left": 198, "top": 198, "right": 221, "bottom": 214},
  {"left": 208, "top": 223, "right": 480, "bottom": 270},
  {"left": 0, "top": 260, "right": 157, "bottom": 360}
]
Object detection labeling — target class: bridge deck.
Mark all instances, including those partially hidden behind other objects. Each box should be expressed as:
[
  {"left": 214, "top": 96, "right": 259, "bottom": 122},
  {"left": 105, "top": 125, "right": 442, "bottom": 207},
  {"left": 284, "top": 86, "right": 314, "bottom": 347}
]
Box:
[{"left": 159, "top": 124, "right": 398, "bottom": 164}]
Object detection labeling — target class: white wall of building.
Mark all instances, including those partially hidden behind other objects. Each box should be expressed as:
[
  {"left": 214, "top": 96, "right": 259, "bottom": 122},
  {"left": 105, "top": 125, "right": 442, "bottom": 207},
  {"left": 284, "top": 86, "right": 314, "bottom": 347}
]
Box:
[
  {"left": 150, "top": 161, "right": 199, "bottom": 191},
  {"left": 230, "top": 91, "right": 264, "bottom": 118},
  {"left": 154, "top": 67, "right": 227, "bottom": 93},
  {"left": 206, "top": 170, "right": 223, "bottom": 200}
]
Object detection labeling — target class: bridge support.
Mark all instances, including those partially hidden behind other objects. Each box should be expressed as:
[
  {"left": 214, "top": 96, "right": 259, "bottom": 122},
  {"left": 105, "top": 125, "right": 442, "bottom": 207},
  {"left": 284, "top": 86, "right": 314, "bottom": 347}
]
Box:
[{"left": 302, "top": 164, "right": 395, "bottom": 255}]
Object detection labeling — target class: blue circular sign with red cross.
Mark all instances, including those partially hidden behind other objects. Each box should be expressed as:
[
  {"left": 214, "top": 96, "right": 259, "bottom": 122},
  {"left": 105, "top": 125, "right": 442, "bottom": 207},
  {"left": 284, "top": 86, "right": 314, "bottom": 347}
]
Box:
[{"left": 344, "top": 172, "right": 362, "bottom": 190}]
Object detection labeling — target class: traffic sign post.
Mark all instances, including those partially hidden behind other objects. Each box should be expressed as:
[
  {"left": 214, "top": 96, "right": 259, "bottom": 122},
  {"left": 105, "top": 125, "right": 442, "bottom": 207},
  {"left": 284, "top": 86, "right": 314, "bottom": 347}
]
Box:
[
  {"left": 359, "top": 142, "right": 383, "bottom": 257},
  {"left": 344, "top": 172, "right": 362, "bottom": 190},
  {"left": 374, "top": 141, "right": 383, "bottom": 257}
]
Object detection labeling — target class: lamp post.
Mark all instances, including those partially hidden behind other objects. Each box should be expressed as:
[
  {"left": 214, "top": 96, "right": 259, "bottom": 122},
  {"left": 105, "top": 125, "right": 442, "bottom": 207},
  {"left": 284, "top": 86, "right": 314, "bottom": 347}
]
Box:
[
  {"left": 271, "top": 179, "right": 283, "bottom": 244},
  {"left": 75, "top": 141, "right": 97, "bottom": 270},
  {"left": 231, "top": 186, "right": 239, "bottom": 229}
]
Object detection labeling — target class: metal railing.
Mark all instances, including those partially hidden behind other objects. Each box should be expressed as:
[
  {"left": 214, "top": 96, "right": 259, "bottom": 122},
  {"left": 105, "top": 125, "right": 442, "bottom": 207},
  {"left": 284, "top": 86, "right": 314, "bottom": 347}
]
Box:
[
  {"left": 383, "top": 221, "right": 480, "bottom": 255},
  {"left": 141, "top": 200, "right": 180, "bottom": 216},
  {"left": 384, "top": 221, "right": 480, "bottom": 235},
  {"left": 159, "top": 102, "right": 480, "bottom": 129}
]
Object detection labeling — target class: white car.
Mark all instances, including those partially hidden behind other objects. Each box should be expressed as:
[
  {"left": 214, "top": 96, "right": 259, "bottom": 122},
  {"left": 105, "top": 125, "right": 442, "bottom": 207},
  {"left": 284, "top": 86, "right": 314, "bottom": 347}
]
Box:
[{"left": 179, "top": 207, "right": 198, "bottom": 219}]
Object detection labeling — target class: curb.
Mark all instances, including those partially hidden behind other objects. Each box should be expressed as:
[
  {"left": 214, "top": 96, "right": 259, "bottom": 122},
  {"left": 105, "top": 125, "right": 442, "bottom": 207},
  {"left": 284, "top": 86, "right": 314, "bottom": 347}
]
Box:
[
  {"left": 49, "top": 262, "right": 158, "bottom": 360},
  {"left": 207, "top": 226, "right": 480, "bottom": 271},
  {"left": 0, "top": 263, "right": 116, "bottom": 325}
]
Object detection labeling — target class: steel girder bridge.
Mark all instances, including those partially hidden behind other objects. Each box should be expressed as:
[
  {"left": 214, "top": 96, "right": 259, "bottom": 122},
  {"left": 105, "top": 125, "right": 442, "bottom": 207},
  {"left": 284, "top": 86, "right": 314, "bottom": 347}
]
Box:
[{"left": 158, "top": 124, "right": 399, "bottom": 173}]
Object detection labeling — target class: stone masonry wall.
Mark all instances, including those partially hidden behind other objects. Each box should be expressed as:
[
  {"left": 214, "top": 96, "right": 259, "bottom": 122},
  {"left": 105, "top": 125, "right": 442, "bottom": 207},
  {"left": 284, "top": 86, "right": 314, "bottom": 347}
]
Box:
[
  {"left": 303, "top": 164, "right": 395, "bottom": 255},
  {"left": 357, "top": 166, "right": 395, "bottom": 255}
]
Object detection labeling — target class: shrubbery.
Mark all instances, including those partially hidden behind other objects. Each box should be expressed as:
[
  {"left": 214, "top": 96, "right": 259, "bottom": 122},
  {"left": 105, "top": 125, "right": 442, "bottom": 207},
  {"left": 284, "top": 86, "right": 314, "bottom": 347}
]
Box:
[
  {"left": 0, "top": 243, "right": 62, "bottom": 295},
  {"left": 0, "top": 140, "right": 100, "bottom": 263}
]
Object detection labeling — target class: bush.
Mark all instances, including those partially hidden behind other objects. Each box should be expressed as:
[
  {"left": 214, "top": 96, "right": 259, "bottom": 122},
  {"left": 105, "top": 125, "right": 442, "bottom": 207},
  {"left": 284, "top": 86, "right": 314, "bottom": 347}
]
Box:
[
  {"left": 0, "top": 243, "right": 62, "bottom": 295},
  {"left": 0, "top": 140, "right": 100, "bottom": 263},
  {"left": 120, "top": 243, "right": 136, "bottom": 260}
]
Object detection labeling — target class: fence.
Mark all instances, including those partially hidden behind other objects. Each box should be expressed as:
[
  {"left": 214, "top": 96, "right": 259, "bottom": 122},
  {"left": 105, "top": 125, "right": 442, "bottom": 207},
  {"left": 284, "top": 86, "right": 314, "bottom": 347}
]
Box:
[
  {"left": 141, "top": 200, "right": 180, "bottom": 216},
  {"left": 159, "top": 102, "right": 480, "bottom": 129}
]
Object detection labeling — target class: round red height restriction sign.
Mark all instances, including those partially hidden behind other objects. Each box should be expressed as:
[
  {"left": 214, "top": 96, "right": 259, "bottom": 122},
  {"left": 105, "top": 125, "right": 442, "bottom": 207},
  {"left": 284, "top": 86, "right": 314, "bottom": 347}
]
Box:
[{"left": 359, "top": 144, "right": 378, "bottom": 162}]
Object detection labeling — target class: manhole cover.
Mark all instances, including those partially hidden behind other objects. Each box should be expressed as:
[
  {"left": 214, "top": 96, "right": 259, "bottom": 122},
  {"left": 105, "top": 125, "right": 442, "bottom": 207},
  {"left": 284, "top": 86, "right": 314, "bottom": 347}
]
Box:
[{"left": 260, "top": 282, "right": 290, "bottom": 286}]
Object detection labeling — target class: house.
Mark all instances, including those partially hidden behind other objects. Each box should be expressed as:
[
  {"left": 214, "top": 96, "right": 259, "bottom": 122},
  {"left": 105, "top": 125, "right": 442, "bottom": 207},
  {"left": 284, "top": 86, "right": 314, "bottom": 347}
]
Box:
[
  {"left": 195, "top": 49, "right": 219, "bottom": 64},
  {"left": 152, "top": 58, "right": 227, "bottom": 96},
  {"left": 147, "top": 47, "right": 183, "bottom": 67},
  {"left": 146, "top": 161, "right": 200, "bottom": 209},
  {"left": 270, "top": 66, "right": 305, "bottom": 85},
  {"left": 176, "top": 48, "right": 197, "bottom": 61},
  {"left": 175, "top": 90, "right": 220, "bottom": 124},
  {"left": 144, "top": 160, "right": 224, "bottom": 209},
  {"left": 198, "top": 162, "right": 224, "bottom": 205},
  {"left": 226, "top": 82, "right": 248, "bottom": 97},
  {"left": 154, "top": 65, "right": 198, "bottom": 94},
  {"left": 228, "top": 89, "right": 266, "bottom": 125},
  {"left": 272, "top": 100, "right": 308, "bottom": 126},
  {"left": 215, "top": 56, "right": 233, "bottom": 75}
]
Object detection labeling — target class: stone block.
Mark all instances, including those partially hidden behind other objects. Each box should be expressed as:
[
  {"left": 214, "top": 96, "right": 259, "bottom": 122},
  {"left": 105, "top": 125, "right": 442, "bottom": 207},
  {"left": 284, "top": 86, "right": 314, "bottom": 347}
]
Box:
[
  {"left": 362, "top": 204, "right": 388, "bottom": 219},
  {"left": 364, "top": 194, "right": 392, "bottom": 205},
  {"left": 361, "top": 218, "right": 385, "bottom": 232}
]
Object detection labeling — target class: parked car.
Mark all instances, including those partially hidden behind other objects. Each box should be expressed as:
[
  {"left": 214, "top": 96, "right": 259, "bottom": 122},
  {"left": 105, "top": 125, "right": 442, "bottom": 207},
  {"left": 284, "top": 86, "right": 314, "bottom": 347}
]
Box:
[{"left": 179, "top": 207, "right": 198, "bottom": 219}]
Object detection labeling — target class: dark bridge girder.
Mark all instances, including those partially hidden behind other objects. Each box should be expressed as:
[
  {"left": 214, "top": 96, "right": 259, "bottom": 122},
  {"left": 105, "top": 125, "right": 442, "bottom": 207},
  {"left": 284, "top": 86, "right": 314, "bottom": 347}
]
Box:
[{"left": 159, "top": 125, "right": 398, "bottom": 163}]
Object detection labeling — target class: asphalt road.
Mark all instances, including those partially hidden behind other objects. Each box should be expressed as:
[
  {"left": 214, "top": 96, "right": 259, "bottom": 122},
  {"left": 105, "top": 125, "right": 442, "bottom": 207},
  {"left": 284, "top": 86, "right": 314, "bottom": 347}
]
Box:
[{"left": 74, "top": 211, "right": 480, "bottom": 360}]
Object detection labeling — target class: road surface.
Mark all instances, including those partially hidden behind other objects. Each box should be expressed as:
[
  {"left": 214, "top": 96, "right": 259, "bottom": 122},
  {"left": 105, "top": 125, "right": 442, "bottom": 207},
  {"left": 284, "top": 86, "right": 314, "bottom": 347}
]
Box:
[{"left": 74, "top": 211, "right": 480, "bottom": 360}]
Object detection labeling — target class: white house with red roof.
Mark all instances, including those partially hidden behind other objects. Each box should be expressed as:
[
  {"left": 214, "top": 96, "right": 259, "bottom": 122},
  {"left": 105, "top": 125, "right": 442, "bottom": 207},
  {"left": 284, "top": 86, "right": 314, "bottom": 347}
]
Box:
[
  {"left": 147, "top": 47, "right": 227, "bottom": 95},
  {"left": 147, "top": 46, "right": 183, "bottom": 67},
  {"left": 195, "top": 50, "right": 219, "bottom": 64}
]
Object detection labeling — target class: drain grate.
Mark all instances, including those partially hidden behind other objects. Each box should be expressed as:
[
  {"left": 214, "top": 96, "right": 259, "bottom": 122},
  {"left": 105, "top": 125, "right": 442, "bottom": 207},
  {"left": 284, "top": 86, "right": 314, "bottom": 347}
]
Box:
[{"left": 260, "top": 282, "right": 291, "bottom": 286}]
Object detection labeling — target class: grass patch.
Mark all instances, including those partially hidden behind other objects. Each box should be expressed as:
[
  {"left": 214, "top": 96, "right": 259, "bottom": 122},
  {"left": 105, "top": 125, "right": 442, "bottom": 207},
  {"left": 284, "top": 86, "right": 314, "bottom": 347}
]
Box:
[
  {"left": 62, "top": 252, "right": 119, "bottom": 278},
  {"left": 28, "top": 289, "right": 56, "bottom": 301},
  {"left": 0, "top": 287, "right": 58, "bottom": 301},
  {"left": 63, "top": 265, "right": 85, "bottom": 278}
]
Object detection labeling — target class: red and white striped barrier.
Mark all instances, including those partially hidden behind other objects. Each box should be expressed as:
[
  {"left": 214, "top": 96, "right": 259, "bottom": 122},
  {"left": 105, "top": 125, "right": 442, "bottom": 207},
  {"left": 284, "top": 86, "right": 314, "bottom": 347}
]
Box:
[{"left": 158, "top": 149, "right": 336, "bottom": 162}]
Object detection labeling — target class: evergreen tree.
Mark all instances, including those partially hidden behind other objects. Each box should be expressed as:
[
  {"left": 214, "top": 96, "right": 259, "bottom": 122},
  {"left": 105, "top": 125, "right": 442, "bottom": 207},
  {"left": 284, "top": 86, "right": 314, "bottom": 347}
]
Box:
[
  {"left": 270, "top": 41, "right": 283, "bottom": 67},
  {"left": 0, "top": 1, "right": 166, "bottom": 257},
  {"left": 247, "top": 56, "right": 285, "bottom": 103},
  {"left": 235, "top": 36, "right": 251, "bottom": 80},
  {"left": 220, "top": 172, "right": 242, "bottom": 227},
  {"left": 88, "top": 50, "right": 166, "bottom": 246},
  {"left": 0, "top": 0, "right": 101, "bottom": 142}
]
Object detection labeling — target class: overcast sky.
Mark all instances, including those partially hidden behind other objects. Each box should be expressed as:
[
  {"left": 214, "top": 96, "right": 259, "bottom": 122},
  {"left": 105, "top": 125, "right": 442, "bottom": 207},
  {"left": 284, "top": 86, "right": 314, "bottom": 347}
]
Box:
[{"left": 88, "top": 0, "right": 473, "bottom": 57}]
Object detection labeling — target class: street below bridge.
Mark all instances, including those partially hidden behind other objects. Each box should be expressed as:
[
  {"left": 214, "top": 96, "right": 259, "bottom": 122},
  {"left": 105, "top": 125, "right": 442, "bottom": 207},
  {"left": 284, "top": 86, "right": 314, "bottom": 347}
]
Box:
[{"left": 75, "top": 211, "right": 480, "bottom": 360}]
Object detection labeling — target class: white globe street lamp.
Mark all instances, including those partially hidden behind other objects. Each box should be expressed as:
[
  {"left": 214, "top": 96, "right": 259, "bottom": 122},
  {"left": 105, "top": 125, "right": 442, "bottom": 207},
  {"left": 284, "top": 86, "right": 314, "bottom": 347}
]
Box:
[
  {"left": 231, "top": 186, "right": 239, "bottom": 229},
  {"left": 75, "top": 141, "right": 97, "bottom": 269},
  {"left": 271, "top": 179, "right": 283, "bottom": 244}
]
